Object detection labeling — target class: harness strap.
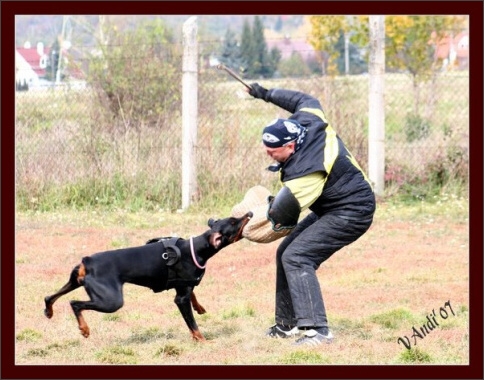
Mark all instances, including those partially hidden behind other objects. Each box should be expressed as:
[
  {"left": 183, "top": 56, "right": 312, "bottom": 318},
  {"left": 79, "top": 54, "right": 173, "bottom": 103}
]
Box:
[
  {"left": 145, "top": 236, "right": 181, "bottom": 266},
  {"left": 144, "top": 235, "right": 205, "bottom": 290},
  {"left": 160, "top": 237, "right": 181, "bottom": 266}
]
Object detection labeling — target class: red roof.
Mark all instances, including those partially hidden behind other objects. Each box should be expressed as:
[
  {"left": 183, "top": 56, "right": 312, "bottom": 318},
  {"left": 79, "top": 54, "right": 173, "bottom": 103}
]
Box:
[{"left": 16, "top": 47, "right": 50, "bottom": 77}]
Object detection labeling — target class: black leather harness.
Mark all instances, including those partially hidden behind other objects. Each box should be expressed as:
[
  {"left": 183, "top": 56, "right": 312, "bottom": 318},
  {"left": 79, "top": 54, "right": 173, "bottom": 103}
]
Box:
[{"left": 146, "top": 237, "right": 205, "bottom": 291}]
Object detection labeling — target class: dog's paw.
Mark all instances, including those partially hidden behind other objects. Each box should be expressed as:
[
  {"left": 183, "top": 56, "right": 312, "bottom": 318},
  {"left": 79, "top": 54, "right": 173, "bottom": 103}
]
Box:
[
  {"left": 79, "top": 325, "right": 90, "bottom": 338},
  {"left": 44, "top": 308, "right": 53, "bottom": 319}
]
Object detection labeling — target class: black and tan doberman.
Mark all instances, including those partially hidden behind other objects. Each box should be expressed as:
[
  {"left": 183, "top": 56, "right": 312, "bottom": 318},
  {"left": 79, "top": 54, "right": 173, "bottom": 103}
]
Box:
[{"left": 44, "top": 212, "right": 252, "bottom": 341}]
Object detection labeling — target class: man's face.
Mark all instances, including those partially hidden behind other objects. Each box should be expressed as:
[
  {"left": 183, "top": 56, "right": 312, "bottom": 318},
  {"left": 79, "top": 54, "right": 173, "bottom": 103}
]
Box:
[{"left": 263, "top": 142, "right": 295, "bottom": 163}]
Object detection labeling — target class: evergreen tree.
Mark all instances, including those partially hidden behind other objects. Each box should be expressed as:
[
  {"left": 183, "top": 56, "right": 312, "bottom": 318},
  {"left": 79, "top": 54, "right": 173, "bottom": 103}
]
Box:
[
  {"left": 274, "top": 16, "right": 283, "bottom": 32},
  {"left": 268, "top": 46, "right": 282, "bottom": 77},
  {"left": 218, "top": 28, "right": 243, "bottom": 72},
  {"left": 239, "top": 18, "right": 254, "bottom": 78},
  {"left": 334, "top": 31, "right": 368, "bottom": 75},
  {"left": 239, "top": 16, "right": 280, "bottom": 79},
  {"left": 251, "top": 16, "right": 269, "bottom": 78},
  {"left": 45, "top": 38, "right": 61, "bottom": 82}
]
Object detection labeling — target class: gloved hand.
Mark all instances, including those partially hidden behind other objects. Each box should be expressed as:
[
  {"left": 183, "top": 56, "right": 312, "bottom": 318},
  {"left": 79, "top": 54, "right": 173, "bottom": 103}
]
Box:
[
  {"left": 266, "top": 195, "right": 280, "bottom": 230},
  {"left": 248, "top": 83, "right": 269, "bottom": 101},
  {"left": 266, "top": 187, "right": 300, "bottom": 231}
]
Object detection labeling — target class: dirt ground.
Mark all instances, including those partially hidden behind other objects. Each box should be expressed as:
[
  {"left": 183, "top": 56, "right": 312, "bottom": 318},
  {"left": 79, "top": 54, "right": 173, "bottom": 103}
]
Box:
[{"left": 13, "top": 200, "right": 471, "bottom": 368}]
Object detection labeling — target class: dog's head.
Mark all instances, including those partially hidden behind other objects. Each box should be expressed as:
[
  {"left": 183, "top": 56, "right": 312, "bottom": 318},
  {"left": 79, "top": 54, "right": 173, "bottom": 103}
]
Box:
[{"left": 207, "top": 211, "right": 253, "bottom": 250}]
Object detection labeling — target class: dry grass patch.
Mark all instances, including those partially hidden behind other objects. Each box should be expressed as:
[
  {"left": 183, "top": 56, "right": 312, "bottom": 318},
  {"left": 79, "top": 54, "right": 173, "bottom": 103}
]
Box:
[{"left": 15, "top": 199, "right": 469, "bottom": 365}]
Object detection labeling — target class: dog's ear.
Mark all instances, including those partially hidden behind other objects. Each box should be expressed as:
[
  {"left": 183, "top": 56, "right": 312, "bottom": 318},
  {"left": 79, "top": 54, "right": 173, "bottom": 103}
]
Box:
[
  {"left": 209, "top": 232, "right": 223, "bottom": 249},
  {"left": 208, "top": 218, "right": 216, "bottom": 228}
]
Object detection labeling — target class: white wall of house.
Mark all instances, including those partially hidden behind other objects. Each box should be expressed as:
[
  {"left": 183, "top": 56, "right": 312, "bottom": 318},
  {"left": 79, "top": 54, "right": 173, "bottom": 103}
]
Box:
[{"left": 15, "top": 51, "right": 40, "bottom": 88}]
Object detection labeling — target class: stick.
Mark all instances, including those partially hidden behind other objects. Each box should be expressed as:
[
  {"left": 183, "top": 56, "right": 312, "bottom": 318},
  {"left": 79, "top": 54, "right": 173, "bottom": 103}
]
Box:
[{"left": 216, "top": 64, "right": 252, "bottom": 90}]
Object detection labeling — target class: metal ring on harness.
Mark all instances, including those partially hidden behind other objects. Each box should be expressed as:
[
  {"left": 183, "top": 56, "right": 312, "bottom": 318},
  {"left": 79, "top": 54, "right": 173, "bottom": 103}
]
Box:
[{"left": 162, "top": 240, "right": 181, "bottom": 266}]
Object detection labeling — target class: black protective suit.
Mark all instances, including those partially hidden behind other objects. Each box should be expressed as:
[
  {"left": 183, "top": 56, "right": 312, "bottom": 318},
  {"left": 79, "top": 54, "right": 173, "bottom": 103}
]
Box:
[{"left": 263, "top": 88, "right": 376, "bottom": 330}]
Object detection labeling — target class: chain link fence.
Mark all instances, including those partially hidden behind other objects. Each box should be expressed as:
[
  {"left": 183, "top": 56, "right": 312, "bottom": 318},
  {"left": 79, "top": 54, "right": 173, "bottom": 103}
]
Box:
[{"left": 15, "top": 39, "right": 469, "bottom": 211}]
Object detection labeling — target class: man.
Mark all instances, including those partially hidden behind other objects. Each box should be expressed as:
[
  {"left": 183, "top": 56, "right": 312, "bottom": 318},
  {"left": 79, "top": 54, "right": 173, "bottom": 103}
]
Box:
[{"left": 247, "top": 83, "right": 376, "bottom": 346}]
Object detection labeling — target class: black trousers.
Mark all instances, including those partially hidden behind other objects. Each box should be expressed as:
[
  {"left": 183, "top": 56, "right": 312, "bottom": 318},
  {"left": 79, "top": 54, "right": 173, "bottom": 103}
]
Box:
[{"left": 274, "top": 211, "right": 374, "bottom": 329}]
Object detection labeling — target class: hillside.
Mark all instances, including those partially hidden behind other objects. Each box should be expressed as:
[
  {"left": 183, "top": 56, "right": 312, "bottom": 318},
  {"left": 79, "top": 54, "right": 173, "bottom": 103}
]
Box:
[{"left": 15, "top": 15, "right": 307, "bottom": 48}]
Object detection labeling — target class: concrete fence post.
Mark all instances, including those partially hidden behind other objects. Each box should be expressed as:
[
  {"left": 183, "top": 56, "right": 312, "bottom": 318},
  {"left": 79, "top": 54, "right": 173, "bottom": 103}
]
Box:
[
  {"left": 181, "top": 16, "right": 198, "bottom": 210},
  {"left": 368, "top": 15, "right": 386, "bottom": 196}
]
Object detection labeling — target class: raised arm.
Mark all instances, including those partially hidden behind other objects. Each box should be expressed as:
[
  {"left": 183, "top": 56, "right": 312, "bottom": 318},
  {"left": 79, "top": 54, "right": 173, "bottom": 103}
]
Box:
[{"left": 248, "top": 83, "right": 322, "bottom": 113}]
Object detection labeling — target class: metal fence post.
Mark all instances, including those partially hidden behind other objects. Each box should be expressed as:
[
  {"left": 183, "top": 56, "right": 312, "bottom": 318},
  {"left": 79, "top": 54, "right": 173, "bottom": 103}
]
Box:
[{"left": 181, "top": 16, "right": 198, "bottom": 210}]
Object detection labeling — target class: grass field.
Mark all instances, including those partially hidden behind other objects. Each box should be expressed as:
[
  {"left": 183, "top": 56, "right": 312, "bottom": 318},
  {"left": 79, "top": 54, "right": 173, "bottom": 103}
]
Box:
[{"left": 15, "top": 196, "right": 469, "bottom": 366}]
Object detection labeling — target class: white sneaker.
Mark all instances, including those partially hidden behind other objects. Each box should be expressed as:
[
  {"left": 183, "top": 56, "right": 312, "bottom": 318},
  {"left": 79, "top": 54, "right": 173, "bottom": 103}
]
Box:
[
  {"left": 266, "top": 324, "right": 300, "bottom": 338},
  {"left": 293, "top": 329, "right": 334, "bottom": 346}
]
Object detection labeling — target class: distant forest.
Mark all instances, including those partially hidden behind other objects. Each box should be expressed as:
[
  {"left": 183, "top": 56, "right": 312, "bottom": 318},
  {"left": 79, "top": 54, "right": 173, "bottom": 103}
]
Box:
[{"left": 15, "top": 15, "right": 306, "bottom": 47}]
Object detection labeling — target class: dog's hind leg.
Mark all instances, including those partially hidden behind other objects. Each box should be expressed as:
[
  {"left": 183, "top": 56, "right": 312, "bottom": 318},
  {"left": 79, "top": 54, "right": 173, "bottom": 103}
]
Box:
[
  {"left": 69, "top": 300, "right": 91, "bottom": 338},
  {"left": 70, "top": 278, "right": 124, "bottom": 338},
  {"left": 190, "top": 292, "right": 206, "bottom": 315},
  {"left": 175, "top": 287, "right": 205, "bottom": 341},
  {"left": 44, "top": 264, "right": 84, "bottom": 319}
]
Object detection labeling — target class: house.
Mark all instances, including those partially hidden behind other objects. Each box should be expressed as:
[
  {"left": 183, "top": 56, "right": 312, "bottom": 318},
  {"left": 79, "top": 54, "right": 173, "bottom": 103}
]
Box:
[
  {"left": 434, "top": 31, "right": 469, "bottom": 70},
  {"left": 15, "top": 42, "right": 51, "bottom": 90},
  {"left": 16, "top": 41, "right": 86, "bottom": 90},
  {"left": 266, "top": 35, "right": 320, "bottom": 62}
]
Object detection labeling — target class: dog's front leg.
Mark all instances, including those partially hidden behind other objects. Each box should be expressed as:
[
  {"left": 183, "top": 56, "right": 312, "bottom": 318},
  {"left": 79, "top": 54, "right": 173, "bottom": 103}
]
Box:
[
  {"left": 174, "top": 287, "right": 205, "bottom": 342},
  {"left": 191, "top": 291, "right": 206, "bottom": 314}
]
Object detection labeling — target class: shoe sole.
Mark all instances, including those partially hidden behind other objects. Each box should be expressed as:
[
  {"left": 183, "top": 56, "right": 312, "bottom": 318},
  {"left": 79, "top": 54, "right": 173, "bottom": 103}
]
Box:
[
  {"left": 293, "top": 331, "right": 334, "bottom": 346},
  {"left": 266, "top": 327, "right": 300, "bottom": 339}
]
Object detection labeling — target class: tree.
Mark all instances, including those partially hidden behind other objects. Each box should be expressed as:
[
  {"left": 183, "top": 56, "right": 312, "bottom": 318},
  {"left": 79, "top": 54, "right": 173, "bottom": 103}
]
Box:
[
  {"left": 45, "top": 38, "right": 61, "bottom": 82},
  {"left": 88, "top": 18, "right": 181, "bottom": 130},
  {"left": 277, "top": 52, "right": 311, "bottom": 77},
  {"left": 218, "top": 27, "right": 243, "bottom": 71},
  {"left": 308, "top": 15, "right": 350, "bottom": 76},
  {"left": 251, "top": 16, "right": 269, "bottom": 77},
  {"left": 334, "top": 30, "right": 367, "bottom": 75},
  {"left": 268, "top": 47, "right": 282, "bottom": 77},
  {"left": 384, "top": 16, "right": 466, "bottom": 124},
  {"left": 239, "top": 16, "right": 280, "bottom": 79},
  {"left": 309, "top": 15, "right": 467, "bottom": 129},
  {"left": 239, "top": 18, "right": 255, "bottom": 77},
  {"left": 309, "top": 15, "right": 466, "bottom": 78},
  {"left": 274, "top": 16, "right": 283, "bottom": 32}
]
